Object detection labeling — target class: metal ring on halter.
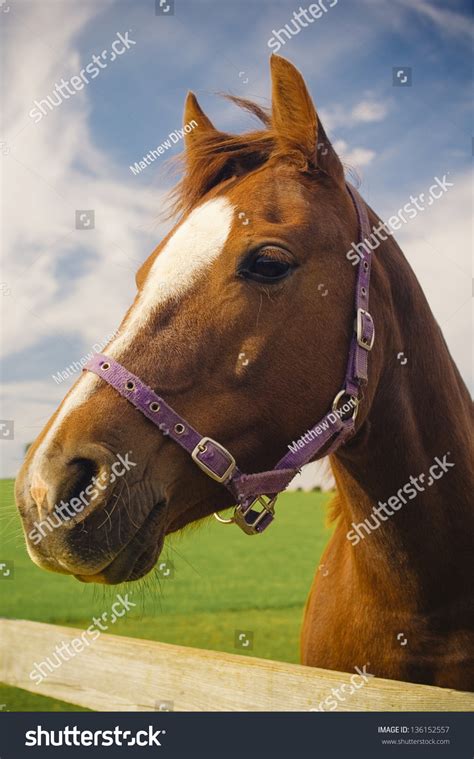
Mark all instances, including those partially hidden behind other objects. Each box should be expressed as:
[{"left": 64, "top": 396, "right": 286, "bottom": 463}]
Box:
[
  {"left": 213, "top": 511, "right": 235, "bottom": 524},
  {"left": 332, "top": 389, "right": 359, "bottom": 422}
]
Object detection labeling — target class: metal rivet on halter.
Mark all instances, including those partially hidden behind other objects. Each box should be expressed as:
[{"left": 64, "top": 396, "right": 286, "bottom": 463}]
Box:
[
  {"left": 101, "top": 362, "right": 110, "bottom": 371},
  {"left": 149, "top": 401, "right": 160, "bottom": 412},
  {"left": 174, "top": 423, "right": 186, "bottom": 435},
  {"left": 125, "top": 380, "right": 136, "bottom": 391}
]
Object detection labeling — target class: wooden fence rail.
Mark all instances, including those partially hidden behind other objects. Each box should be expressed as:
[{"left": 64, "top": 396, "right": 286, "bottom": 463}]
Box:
[{"left": 1, "top": 620, "right": 473, "bottom": 712}]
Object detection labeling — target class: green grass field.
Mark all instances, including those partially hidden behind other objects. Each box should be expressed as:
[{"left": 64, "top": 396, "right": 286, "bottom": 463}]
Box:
[{"left": 0, "top": 479, "right": 333, "bottom": 711}]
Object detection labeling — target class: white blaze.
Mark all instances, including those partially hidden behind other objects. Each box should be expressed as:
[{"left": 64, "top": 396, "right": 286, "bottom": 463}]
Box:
[
  {"left": 110, "top": 196, "right": 234, "bottom": 355},
  {"left": 32, "top": 197, "right": 234, "bottom": 471}
]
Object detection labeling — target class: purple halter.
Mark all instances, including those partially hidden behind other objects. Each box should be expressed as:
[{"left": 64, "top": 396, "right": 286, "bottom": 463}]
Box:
[{"left": 84, "top": 184, "right": 374, "bottom": 535}]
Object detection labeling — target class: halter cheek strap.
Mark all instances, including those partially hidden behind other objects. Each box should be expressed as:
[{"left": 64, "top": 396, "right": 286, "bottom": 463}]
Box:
[{"left": 84, "top": 183, "right": 374, "bottom": 535}]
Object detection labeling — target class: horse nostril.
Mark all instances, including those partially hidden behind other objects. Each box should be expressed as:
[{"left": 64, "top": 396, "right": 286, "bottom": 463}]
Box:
[{"left": 65, "top": 457, "right": 100, "bottom": 507}]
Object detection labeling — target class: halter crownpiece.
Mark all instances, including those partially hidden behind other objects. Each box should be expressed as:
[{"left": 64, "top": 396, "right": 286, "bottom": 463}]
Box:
[{"left": 84, "top": 183, "right": 374, "bottom": 535}]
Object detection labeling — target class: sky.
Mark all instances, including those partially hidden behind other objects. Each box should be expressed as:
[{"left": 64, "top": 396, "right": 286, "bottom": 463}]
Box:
[{"left": 0, "top": 0, "right": 472, "bottom": 477}]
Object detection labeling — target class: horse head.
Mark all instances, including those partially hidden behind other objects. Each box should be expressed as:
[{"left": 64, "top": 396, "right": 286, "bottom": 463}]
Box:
[{"left": 15, "top": 56, "right": 373, "bottom": 583}]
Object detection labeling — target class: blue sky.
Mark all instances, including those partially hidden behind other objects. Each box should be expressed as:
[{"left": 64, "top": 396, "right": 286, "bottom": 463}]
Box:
[
  {"left": 1, "top": 0, "right": 472, "bottom": 476},
  {"left": 80, "top": 0, "right": 472, "bottom": 192}
]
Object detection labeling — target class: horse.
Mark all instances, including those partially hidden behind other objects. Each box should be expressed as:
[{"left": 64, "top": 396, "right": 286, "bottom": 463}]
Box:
[{"left": 15, "top": 55, "right": 473, "bottom": 691}]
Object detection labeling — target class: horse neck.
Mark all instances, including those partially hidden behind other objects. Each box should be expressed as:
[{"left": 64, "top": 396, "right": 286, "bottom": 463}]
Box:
[{"left": 331, "top": 229, "right": 473, "bottom": 609}]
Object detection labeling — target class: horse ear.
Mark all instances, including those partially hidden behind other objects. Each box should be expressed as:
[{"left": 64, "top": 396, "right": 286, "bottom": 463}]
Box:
[
  {"left": 270, "top": 55, "right": 317, "bottom": 163},
  {"left": 270, "top": 55, "right": 345, "bottom": 185},
  {"left": 183, "top": 92, "right": 218, "bottom": 150}
]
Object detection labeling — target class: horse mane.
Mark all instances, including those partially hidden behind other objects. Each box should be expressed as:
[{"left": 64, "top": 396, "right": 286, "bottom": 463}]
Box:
[
  {"left": 167, "top": 94, "right": 361, "bottom": 219},
  {"left": 168, "top": 95, "right": 278, "bottom": 218}
]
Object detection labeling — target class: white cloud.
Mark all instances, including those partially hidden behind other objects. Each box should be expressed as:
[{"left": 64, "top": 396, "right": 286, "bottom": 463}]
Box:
[
  {"left": 334, "top": 139, "right": 376, "bottom": 169},
  {"left": 318, "top": 97, "right": 388, "bottom": 169},
  {"left": 320, "top": 97, "right": 390, "bottom": 131},
  {"left": 394, "top": 0, "right": 474, "bottom": 40},
  {"left": 351, "top": 100, "right": 389, "bottom": 123},
  {"left": 393, "top": 171, "right": 472, "bottom": 391},
  {"left": 360, "top": 0, "right": 474, "bottom": 40},
  {"left": 1, "top": 3, "right": 167, "bottom": 361}
]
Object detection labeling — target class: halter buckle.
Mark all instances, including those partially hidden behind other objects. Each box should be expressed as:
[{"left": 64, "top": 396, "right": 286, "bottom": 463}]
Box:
[
  {"left": 356, "top": 308, "right": 375, "bottom": 351},
  {"left": 191, "top": 437, "right": 236, "bottom": 483},
  {"left": 233, "top": 495, "right": 277, "bottom": 535}
]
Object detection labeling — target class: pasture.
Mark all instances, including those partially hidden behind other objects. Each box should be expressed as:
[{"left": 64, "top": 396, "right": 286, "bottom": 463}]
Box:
[{"left": 0, "top": 479, "right": 333, "bottom": 711}]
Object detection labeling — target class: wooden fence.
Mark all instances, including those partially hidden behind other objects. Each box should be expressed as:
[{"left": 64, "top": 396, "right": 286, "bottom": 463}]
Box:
[{"left": 1, "top": 620, "right": 473, "bottom": 712}]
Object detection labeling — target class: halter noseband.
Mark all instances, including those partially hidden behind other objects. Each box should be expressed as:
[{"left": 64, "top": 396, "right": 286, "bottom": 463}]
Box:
[{"left": 84, "top": 184, "right": 374, "bottom": 535}]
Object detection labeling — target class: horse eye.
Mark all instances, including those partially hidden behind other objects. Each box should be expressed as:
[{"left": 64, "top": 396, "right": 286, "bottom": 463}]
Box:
[{"left": 240, "top": 250, "right": 293, "bottom": 283}]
